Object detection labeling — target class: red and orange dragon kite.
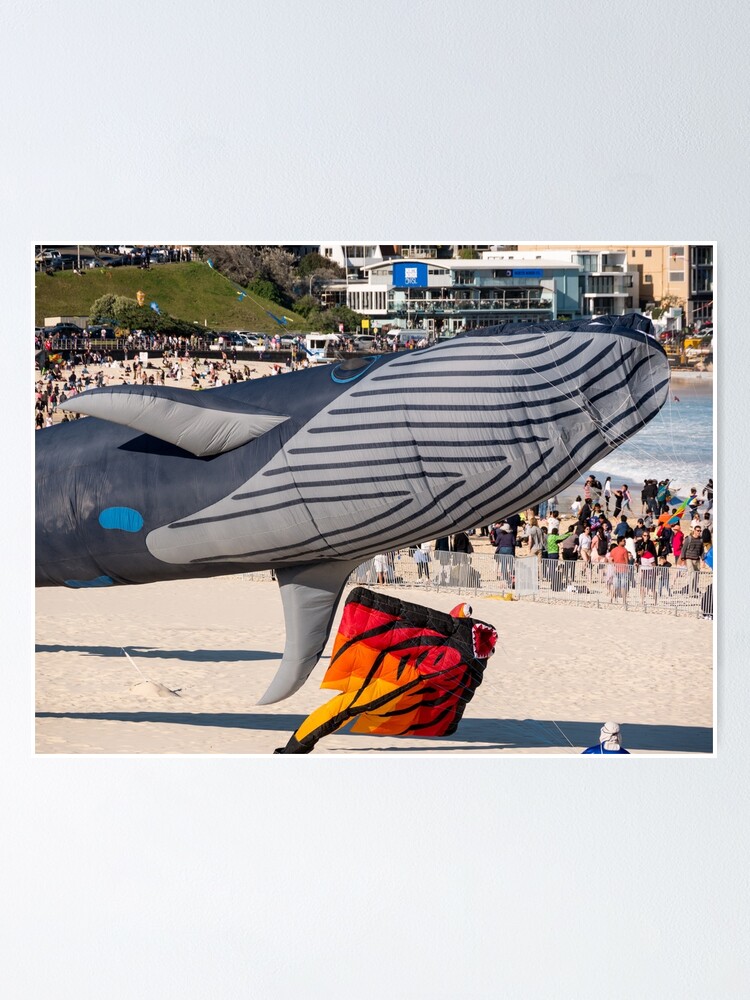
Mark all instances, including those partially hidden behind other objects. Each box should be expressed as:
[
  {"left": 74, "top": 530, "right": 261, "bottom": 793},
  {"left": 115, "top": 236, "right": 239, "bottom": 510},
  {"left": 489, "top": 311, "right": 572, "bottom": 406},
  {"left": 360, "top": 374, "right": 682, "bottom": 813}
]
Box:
[{"left": 274, "top": 587, "right": 498, "bottom": 753}]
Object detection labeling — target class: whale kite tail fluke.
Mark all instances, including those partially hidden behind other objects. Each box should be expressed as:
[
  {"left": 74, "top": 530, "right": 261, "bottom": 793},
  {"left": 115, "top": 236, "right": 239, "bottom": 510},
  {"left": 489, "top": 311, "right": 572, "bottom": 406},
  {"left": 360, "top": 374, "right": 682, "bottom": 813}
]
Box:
[{"left": 257, "top": 558, "right": 363, "bottom": 705}]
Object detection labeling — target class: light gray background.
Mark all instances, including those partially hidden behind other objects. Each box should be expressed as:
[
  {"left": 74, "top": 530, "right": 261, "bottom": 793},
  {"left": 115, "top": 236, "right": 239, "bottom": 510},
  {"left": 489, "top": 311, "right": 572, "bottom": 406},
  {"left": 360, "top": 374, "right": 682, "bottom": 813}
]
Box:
[{"left": 5, "top": 1, "right": 746, "bottom": 996}]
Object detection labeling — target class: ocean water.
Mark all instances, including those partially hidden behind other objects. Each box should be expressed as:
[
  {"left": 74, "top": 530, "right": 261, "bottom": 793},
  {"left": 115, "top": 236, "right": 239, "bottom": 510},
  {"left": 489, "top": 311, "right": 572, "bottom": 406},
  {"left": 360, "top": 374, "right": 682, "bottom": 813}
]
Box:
[{"left": 573, "top": 373, "right": 714, "bottom": 498}]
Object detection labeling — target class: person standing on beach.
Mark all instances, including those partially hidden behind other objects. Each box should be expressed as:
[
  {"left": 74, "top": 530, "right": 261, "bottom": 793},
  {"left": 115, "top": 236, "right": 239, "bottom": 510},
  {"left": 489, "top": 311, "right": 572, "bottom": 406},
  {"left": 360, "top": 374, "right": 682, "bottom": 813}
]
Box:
[
  {"left": 613, "top": 487, "right": 624, "bottom": 519},
  {"left": 494, "top": 523, "right": 516, "bottom": 556},
  {"left": 373, "top": 553, "right": 389, "bottom": 585},
  {"left": 525, "top": 517, "right": 545, "bottom": 558},
  {"left": 680, "top": 524, "right": 704, "bottom": 571},
  {"left": 603, "top": 476, "right": 612, "bottom": 513},
  {"left": 656, "top": 479, "right": 672, "bottom": 514},
  {"left": 413, "top": 543, "right": 430, "bottom": 581},
  {"left": 577, "top": 497, "right": 592, "bottom": 529},
  {"left": 578, "top": 524, "right": 593, "bottom": 568},
  {"left": 671, "top": 525, "right": 685, "bottom": 562},
  {"left": 613, "top": 515, "right": 631, "bottom": 540},
  {"left": 582, "top": 722, "right": 630, "bottom": 754},
  {"left": 544, "top": 525, "right": 573, "bottom": 560},
  {"left": 636, "top": 530, "right": 657, "bottom": 565},
  {"left": 452, "top": 530, "right": 473, "bottom": 554},
  {"left": 656, "top": 522, "right": 674, "bottom": 561},
  {"left": 608, "top": 537, "right": 632, "bottom": 599}
]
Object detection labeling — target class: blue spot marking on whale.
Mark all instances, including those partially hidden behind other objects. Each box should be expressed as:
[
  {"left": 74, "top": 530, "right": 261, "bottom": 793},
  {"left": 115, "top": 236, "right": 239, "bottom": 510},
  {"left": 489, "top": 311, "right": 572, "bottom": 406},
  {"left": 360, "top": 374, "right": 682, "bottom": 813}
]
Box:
[
  {"left": 99, "top": 507, "right": 144, "bottom": 532},
  {"left": 64, "top": 575, "right": 115, "bottom": 588}
]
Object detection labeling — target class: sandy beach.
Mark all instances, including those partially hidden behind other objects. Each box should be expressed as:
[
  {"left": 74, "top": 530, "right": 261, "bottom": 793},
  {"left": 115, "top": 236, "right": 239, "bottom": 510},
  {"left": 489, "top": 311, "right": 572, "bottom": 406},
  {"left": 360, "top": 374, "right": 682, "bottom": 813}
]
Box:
[{"left": 35, "top": 573, "right": 713, "bottom": 755}]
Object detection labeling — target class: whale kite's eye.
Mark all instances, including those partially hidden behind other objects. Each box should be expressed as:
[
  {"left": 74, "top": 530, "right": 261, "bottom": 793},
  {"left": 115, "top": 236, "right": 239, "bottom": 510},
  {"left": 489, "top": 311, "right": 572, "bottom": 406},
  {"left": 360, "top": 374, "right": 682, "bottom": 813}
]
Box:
[{"left": 331, "top": 357, "right": 380, "bottom": 383}]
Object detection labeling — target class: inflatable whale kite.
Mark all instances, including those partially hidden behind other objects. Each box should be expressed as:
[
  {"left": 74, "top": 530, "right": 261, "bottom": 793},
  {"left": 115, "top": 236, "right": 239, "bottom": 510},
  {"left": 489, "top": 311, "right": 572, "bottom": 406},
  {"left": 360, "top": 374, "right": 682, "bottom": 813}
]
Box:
[{"left": 36, "top": 315, "right": 669, "bottom": 703}]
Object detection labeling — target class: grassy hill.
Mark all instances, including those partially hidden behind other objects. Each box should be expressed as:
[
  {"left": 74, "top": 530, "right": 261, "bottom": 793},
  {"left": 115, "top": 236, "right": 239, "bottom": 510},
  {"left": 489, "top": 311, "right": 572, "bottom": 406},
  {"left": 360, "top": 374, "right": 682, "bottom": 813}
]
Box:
[{"left": 35, "top": 261, "right": 312, "bottom": 334}]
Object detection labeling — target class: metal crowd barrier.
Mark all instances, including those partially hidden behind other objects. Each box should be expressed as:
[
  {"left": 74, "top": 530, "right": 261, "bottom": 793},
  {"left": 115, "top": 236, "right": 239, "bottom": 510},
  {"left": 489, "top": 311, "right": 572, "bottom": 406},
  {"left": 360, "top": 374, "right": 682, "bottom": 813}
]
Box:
[{"left": 243, "top": 550, "right": 713, "bottom": 618}]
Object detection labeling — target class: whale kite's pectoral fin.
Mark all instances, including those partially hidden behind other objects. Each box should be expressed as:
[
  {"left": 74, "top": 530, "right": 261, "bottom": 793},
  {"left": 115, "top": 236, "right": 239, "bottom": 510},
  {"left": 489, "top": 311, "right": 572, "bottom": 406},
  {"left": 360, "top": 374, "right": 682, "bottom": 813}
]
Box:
[
  {"left": 257, "top": 559, "right": 362, "bottom": 705},
  {"left": 58, "top": 386, "right": 289, "bottom": 457}
]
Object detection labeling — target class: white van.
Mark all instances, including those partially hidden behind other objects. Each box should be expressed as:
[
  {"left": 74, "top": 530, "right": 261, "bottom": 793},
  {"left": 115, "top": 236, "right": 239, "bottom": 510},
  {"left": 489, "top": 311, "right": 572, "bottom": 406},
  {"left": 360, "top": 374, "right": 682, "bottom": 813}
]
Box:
[{"left": 304, "top": 333, "right": 339, "bottom": 364}]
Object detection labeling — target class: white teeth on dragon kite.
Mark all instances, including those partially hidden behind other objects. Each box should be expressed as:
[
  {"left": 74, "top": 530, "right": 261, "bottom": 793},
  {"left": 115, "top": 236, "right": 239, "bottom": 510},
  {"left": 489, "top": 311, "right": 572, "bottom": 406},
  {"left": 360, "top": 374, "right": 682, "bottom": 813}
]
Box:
[{"left": 37, "top": 315, "right": 670, "bottom": 703}]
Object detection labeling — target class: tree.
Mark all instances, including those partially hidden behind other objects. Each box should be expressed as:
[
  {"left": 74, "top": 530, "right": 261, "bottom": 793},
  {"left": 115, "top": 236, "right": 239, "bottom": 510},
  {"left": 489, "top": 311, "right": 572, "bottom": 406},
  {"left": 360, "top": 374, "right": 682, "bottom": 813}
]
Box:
[
  {"left": 317, "top": 304, "right": 365, "bottom": 334},
  {"left": 458, "top": 247, "right": 480, "bottom": 259},
  {"left": 249, "top": 278, "right": 283, "bottom": 304},
  {"left": 649, "top": 294, "right": 685, "bottom": 319},
  {"left": 293, "top": 294, "right": 319, "bottom": 318},
  {"left": 297, "top": 252, "right": 343, "bottom": 279},
  {"left": 89, "top": 294, "right": 118, "bottom": 322},
  {"left": 256, "top": 246, "right": 296, "bottom": 296}
]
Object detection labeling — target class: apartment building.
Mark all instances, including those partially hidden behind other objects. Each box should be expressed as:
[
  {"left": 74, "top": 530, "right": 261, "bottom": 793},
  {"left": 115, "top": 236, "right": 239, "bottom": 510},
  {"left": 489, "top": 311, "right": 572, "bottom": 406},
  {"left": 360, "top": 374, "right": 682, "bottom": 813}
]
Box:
[{"left": 517, "top": 243, "right": 713, "bottom": 326}]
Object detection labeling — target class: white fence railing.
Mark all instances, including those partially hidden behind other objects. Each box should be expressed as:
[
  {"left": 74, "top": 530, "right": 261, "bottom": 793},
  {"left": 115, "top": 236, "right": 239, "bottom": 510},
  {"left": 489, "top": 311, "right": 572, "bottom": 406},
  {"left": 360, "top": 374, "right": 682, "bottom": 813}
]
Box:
[{"left": 244, "top": 550, "right": 714, "bottom": 618}]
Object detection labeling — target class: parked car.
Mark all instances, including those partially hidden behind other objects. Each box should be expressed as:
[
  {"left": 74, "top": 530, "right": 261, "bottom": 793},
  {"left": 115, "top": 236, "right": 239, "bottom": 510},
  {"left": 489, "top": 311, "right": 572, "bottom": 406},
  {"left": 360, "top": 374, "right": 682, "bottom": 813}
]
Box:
[
  {"left": 88, "top": 324, "right": 117, "bottom": 338},
  {"left": 49, "top": 322, "right": 84, "bottom": 337},
  {"left": 36, "top": 257, "right": 63, "bottom": 272},
  {"left": 353, "top": 335, "right": 377, "bottom": 352},
  {"left": 210, "top": 332, "right": 248, "bottom": 349},
  {"left": 35, "top": 249, "right": 61, "bottom": 262}
]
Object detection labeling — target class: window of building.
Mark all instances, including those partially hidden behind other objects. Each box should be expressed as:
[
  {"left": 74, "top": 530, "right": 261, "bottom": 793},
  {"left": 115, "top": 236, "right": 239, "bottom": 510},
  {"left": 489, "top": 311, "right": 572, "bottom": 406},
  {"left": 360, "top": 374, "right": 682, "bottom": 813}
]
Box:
[
  {"left": 669, "top": 271, "right": 685, "bottom": 282},
  {"left": 631, "top": 250, "right": 636, "bottom": 257},
  {"left": 455, "top": 271, "right": 475, "bottom": 285},
  {"left": 691, "top": 268, "right": 712, "bottom": 294},
  {"left": 669, "top": 246, "right": 684, "bottom": 257},
  {"left": 644, "top": 274, "right": 652, "bottom": 283},
  {"left": 576, "top": 254, "right": 599, "bottom": 272},
  {"left": 645, "top": 249, "right": 652, "bottom": 258},
  {"left": 324, "top": 247, "right": 333, "bottom": 257}
]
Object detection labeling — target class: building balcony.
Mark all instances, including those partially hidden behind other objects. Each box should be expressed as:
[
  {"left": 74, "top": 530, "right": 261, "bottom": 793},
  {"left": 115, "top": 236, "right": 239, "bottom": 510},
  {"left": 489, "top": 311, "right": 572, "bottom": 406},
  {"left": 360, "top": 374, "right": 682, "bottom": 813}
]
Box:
[{"left": 387, "top": 297, "right": 554, "bottom": 315}]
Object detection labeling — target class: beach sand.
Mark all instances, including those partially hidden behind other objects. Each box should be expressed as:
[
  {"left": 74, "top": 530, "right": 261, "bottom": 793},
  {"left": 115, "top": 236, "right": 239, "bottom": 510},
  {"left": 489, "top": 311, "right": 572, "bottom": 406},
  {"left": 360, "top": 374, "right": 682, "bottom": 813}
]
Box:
[{"left": 35, "top": 575, "right": 713, "bottom": 755}]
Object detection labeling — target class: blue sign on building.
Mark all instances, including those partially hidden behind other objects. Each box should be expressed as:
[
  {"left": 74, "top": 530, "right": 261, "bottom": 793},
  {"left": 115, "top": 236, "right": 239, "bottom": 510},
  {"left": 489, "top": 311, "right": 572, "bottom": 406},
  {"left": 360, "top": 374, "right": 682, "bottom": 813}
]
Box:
[
  {"left": 392, "top": 261, "right": 429, "bottom": 287},
  {"left": 504, "top": 268, "right": 543, "bottom": 279}
]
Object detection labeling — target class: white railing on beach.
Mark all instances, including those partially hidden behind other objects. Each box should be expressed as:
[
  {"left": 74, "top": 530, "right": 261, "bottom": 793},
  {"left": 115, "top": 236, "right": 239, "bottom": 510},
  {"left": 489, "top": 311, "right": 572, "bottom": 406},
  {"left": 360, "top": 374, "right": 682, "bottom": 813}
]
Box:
[{"left": 243, "top": 550, "right": 714, "bottom": 618}]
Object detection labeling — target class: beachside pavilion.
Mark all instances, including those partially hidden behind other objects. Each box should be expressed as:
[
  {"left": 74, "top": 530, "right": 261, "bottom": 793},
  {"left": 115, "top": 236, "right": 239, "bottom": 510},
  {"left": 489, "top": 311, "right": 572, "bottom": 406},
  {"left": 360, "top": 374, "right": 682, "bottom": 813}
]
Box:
[{"left": 321, "top": 256, "right": 587, "bottom": 335}]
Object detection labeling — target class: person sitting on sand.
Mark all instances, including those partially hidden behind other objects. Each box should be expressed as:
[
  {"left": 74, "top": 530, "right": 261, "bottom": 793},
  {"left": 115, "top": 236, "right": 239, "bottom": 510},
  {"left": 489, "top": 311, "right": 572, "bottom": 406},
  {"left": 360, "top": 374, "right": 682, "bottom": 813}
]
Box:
[{"left": 582, "top": 722, "right": 630, "bottom": 754}]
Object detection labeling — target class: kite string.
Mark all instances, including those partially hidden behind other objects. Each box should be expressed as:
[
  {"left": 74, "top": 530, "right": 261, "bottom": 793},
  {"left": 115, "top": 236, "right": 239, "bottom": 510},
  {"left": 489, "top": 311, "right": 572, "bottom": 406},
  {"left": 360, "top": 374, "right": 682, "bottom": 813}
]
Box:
[
  {"left": 122, "top": 647, "right": 149, "bottom": 680},
  {"left": 467, "top": 634, "right": 580, "bottom": 753}
]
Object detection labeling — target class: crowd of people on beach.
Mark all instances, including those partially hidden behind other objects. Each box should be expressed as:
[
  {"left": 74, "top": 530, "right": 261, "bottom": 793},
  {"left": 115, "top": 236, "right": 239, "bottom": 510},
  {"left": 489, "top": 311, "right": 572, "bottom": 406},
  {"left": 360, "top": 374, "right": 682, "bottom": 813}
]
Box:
[
  {"left": 34, "top": 349, "right": 309, "bottom": 429},
  {"left": 368, "top": 471, "right": 714, "bottom": 616}
]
